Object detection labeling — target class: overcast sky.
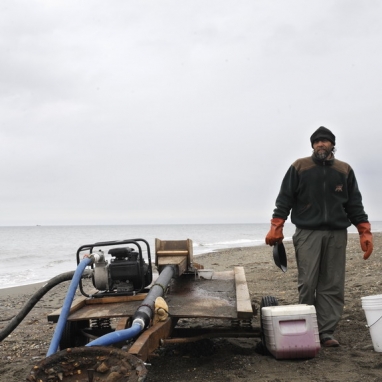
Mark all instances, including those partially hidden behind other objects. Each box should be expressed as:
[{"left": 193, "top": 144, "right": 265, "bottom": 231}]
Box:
[{"left": 1, "top": 1, "right": 381, "bottom": 226}]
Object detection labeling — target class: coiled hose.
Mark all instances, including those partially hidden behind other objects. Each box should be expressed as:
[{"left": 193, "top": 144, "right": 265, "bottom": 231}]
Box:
[
  {"left": 46, "top": 257, "right": 92, "bottom": 356},
  {"left": 0, "top": 268, "right": 92, "bottom": 342}
]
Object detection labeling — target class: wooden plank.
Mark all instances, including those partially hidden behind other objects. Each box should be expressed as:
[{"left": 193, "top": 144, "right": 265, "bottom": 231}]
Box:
[
  {"left": 157, "top": 250, "right": 188, "bottom": 255},
  {"left": 64, "top": 300, "right": 142, "bottom": 321},
  {"left": 47, "top": 295, "right": 87, "bottom": 323},
  {"left": 157, "top": 255, "right": 187, "bottom": 265},
  {"left": 85, "top": 294, "right": 147, "bottom": 305},
  {"left": 234, "top": 267, "right": 253, "bottom": 319},
  {"left": 47, "top": 293, "right": 146, "bottom": 322},
  {"left": 128, "top": 318, "right": 173, "bottom": 361},
  {"left": 155, "top": 238, "right": 193, "bottom": 267}
]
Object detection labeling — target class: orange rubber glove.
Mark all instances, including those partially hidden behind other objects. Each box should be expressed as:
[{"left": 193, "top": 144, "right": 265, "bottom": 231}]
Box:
[
  {"left": 357, "top": 222, "right": 373, "bottom": 260},
  {"left": 265, "top": 218, "right": 285, "bottom": 246}
]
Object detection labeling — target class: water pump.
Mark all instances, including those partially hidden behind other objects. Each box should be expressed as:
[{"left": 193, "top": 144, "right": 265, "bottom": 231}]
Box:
[
  {"left": 94, "top": 246, "right": 152, "bottom": 293},
  {"left": 76, "top": 238, "right": 153, "bottom": 296}
]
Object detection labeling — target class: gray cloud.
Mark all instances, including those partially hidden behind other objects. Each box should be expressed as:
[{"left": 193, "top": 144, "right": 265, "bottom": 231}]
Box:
[{"left": 1, "top": 1, "right": 382, "bottom": 225}]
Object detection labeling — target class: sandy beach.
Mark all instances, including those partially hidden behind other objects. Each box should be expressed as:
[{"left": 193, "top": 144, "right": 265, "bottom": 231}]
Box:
[{"left": 1, "top": 232, "right": 382, "bottom": 381}]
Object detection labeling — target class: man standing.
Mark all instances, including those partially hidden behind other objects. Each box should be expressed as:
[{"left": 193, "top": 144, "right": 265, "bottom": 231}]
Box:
[{"left": 265, "top": 126, "right": 373, "bottom": 347}]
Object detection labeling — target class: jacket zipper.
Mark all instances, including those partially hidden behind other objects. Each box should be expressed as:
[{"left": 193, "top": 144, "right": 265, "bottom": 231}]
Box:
[{"left": 323, "top": 162, "right": 328, "bottom": 224}]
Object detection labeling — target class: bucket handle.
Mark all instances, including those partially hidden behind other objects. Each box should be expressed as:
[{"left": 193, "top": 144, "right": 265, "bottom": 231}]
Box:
[{"left": 366, "top": 314, "right": 382, "bottom": 329}]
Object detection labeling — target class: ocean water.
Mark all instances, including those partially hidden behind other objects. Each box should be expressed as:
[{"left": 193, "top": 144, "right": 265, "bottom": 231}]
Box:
[{"left": 0, "top": 222, "right": 379, "bottom": 289}]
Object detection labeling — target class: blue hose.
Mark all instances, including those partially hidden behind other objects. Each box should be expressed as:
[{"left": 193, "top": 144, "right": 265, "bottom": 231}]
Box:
[
  {"left": 86, "top": 322, "right": 142, "bottom": 347},
  {"left": 46, "top": 257, "right": 92, "bottom": 356}
]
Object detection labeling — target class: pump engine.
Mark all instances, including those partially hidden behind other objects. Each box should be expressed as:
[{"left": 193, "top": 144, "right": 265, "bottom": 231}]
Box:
[
  {"left": 76, "top": 239, "right": 153, "bottom": 296},
  {"left": 93, "top": 246, "right": 152, "bottom": 294}
]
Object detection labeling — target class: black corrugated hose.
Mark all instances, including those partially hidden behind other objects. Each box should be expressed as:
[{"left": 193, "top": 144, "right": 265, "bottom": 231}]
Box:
[{"left": 0, "top": 269, "right": 92, "bottom": 342}]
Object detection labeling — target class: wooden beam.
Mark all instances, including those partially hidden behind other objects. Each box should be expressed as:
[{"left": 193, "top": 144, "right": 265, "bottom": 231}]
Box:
[
  {"left": 234, "top": 266, "right": 253, "bottom": 319},
  {"left": 85, "top": 294, "right": 147, "bottom": 305},
  {"left": 47, "top": 296, "right": 87, "bottom": 323},
  {"left": 128, "top": 318, "right": 173, "bottom": 361},
  {"left": 156, "top": 250, "right": 189, "bottom": 255},
  {"left": 47, "top": 293, "right": 147, "bottom": 322}
]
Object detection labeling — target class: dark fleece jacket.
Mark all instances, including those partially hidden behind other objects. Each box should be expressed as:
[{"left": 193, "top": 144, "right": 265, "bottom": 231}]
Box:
[{"left": 272, "top": 155, "right": 368, "bottom": 230}]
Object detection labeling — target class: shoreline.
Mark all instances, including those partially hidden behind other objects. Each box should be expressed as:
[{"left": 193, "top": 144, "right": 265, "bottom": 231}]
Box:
[
  {"left": 0, "top": 232, "right": 360, "bottom": 298},
  {"left": 0, "top": 281, "right": 48, "bottom": 297}
]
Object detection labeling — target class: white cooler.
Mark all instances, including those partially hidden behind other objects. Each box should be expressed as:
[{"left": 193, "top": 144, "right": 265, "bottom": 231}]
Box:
[{"left": 262, "top": 304, "right": 321, "bottom": 359}]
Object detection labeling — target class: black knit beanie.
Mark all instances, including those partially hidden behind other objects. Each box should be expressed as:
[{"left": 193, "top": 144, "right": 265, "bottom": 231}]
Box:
[{"left": 310, "top": 126, "right": 336, "bottom": 147}]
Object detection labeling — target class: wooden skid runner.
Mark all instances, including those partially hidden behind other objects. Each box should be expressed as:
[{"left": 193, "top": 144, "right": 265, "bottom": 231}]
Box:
[{"left": 234, "top": 266, "right": 253, "bottom": 319}]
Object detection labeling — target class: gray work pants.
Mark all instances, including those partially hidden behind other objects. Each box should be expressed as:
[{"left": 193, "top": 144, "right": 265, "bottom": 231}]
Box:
[{"left": 292, "top": 228, "right": 347, "bottom": 339}]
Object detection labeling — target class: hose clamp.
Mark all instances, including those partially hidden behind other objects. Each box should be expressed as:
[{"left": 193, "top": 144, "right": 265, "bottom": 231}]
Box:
[
  {"left": 151, "top": 283, "right": 166, "bottom": 294},
  {"left": 133, "top": 317, "right": 146, "bottom": 330}
]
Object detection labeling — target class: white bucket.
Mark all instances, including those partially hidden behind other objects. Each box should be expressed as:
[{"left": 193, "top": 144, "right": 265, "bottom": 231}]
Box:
[
  {"left": 362, "top": 295, "right": 382, "bottom": 352},
  {"left": 197, "top": 269, "right": 214, "bottom": 280},
  {"left": 362, "top": 294, "right": 382, "bottom": 302}
]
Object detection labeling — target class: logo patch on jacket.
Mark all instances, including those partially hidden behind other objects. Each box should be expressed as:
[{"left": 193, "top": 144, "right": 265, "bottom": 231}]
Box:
[{"left": 335, "top": 184, "right": 343, "bottom": 192}]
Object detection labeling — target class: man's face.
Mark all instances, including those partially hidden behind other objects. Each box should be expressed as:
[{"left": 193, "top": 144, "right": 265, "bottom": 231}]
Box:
[{"left": 313, "top": 138, "right": 334, "bottom": 160}]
